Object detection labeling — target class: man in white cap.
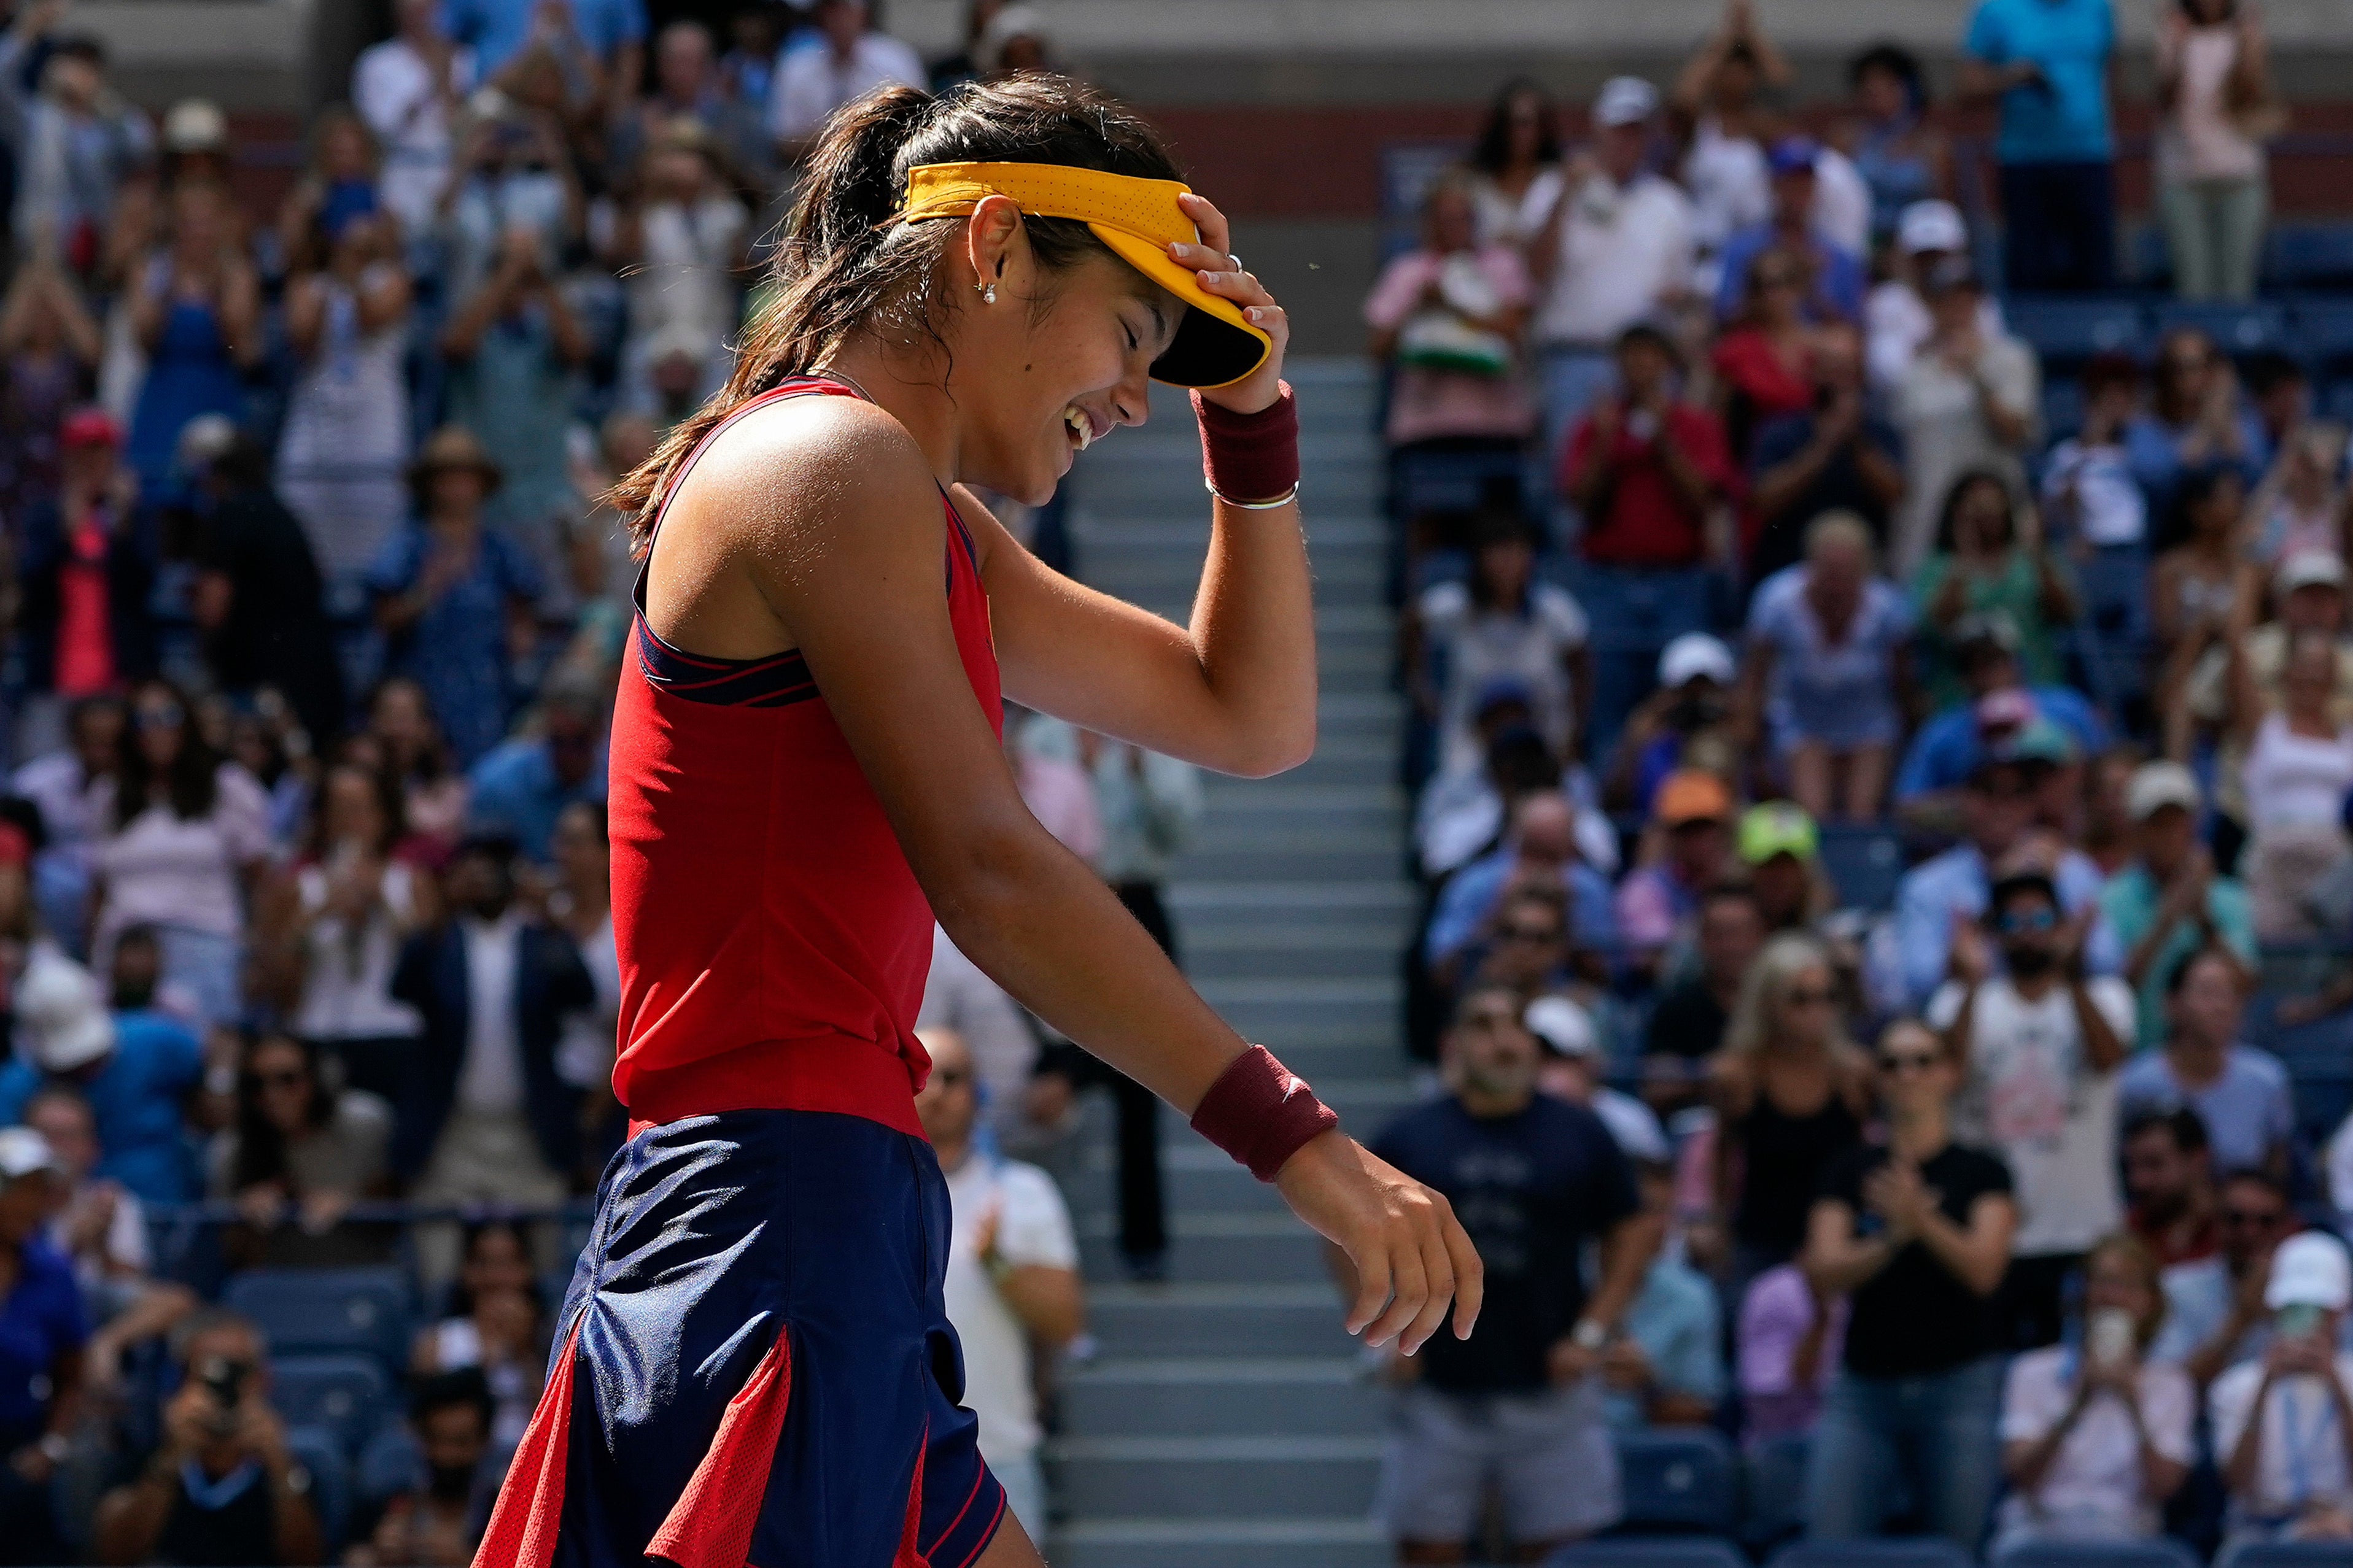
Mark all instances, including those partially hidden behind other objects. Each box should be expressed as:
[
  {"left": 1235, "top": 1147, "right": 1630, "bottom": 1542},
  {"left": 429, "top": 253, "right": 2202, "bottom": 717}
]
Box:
[
  {"left": 1865, "top": 199, "right": 2010, "bottom": 395},
  {"left": 1601, "top": 633, "right": 1739, "bottom": 811},
  {"left": 2209, "top": 1231, "right": 2353, "bottom": 1543},
  {"left": 1527, "top": 76, "right": 1696, "bottom": 469},
  {"left": 2101, "top": 761, "right": 2257, "bottom": 1049}
]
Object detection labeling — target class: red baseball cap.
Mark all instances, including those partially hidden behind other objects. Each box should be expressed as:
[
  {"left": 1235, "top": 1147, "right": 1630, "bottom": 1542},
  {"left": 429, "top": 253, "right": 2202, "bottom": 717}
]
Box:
[{"left": 58, "top": 409, "right": 120, "bottom": 450}]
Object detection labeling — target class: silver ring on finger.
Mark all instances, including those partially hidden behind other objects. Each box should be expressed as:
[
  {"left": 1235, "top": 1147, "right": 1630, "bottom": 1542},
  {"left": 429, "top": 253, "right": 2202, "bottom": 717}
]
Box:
[{"left": 1228, "top": 253, "right": 1242, "bottom": 269}]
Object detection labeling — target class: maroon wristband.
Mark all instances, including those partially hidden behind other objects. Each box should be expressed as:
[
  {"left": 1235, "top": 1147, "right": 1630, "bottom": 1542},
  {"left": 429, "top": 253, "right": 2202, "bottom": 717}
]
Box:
[
  {"left": 1190, "top": 1044, "right": 1338, "bottom": 1182},
  {"left": 1192, "top": 382, "right": 1300, "bottom": 505}
]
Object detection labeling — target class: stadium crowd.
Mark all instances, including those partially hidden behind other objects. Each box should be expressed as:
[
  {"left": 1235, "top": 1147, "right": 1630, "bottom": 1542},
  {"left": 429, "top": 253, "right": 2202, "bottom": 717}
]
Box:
[
  {"left": 0, "top": 0, "right": 2321, "bottom": 1560},
  {"left": 1359, "top": 0, "right": 2353, "bottom": 1561}
]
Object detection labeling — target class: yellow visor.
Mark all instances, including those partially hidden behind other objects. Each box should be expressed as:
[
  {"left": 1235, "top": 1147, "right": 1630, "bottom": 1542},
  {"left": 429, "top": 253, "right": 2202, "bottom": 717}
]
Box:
[{"left": 896, "top": 161, "right": 1271, "bottom": 390}]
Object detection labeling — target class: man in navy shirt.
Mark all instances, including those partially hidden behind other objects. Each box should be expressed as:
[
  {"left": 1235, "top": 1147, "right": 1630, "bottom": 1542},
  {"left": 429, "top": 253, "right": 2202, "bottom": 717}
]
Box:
[{"left": 1345, "top": 981, "right": 1654, "bottom": 1561}]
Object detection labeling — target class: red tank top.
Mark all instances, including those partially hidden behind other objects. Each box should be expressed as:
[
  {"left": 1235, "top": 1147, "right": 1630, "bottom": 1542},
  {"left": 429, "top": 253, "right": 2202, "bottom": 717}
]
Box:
[{"left": 605, "top": 377, "right": 1004, "bottom": 1137}]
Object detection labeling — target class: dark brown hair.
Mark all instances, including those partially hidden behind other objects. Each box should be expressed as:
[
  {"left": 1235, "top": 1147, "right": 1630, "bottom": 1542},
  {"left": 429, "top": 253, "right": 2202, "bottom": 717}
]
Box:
[{"left": 613, "top": 74, "right": 1182, "bottom": 550}]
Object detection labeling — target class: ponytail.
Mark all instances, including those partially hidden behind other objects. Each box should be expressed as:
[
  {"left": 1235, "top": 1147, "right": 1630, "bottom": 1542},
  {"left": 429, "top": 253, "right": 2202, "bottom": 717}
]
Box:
[{"left": 613, "top": 74, "right": 1183, "bottom": 550}]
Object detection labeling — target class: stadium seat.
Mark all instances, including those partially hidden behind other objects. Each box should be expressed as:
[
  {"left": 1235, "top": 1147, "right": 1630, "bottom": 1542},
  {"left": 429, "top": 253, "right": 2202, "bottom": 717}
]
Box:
[
  {"left": 1549, "top": 1539, "right": 1750, "bottom": 1568},
  {"left": 1818, "top": 826, "right": 1907, "bottom": 913},
  {"left": 271, "top": 1353, "right": 391, "bottom": 1456},
  {"left": 2293, "top": 302, "right": 2353, "bottom": 382},
  {"left": 2004, "top": 298, "right": 2149, "bottom": 372},
  {"left": 2264, "top": 222, "right": 2353, "bottom": 294},
  {"left": 1770, "top": 1542, "right": 1976, "bottom": 1568},
  {"left": 2041, "top": 378, "right": 2085, "bottom": 442},
  {"left": 1615, "top": 1429, "right": 1739, "bottom": 1535},
  {"left": 2216, "top": 1543, "right": 2353, "bottom": 1568},
  {"left": 1740, "top": 1434, "right": 1810, "bottom": 1553},
  {"left": 2153, "top": 300, "right": 2289, "bottom": 359},
  {"left": 285, "top": 1422, "right": 352, "bottom": 1551},
  {"left": 1992, "top": 1539, "right": 2203, "bottom": 1568},
  {"left": 224, "top": 1266, "right": 413, "bottom": 1370}
]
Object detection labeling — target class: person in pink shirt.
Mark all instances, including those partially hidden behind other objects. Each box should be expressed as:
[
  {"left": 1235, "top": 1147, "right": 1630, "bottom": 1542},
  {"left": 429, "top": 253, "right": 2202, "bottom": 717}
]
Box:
[{"left": 1365, "top": 175, "right": 1536, "bottom": 488}]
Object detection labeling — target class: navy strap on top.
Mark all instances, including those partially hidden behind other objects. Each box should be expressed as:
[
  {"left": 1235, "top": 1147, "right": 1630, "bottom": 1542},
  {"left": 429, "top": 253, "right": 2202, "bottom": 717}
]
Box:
[{"left": 632, "top": 375, "right": 981, "bottom": 709}]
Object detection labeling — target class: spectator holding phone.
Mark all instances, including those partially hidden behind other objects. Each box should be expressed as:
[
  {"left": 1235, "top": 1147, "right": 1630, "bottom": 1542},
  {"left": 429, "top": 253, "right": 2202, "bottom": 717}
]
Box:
[
  {"left": 2210, "top": 1232, "right": 2353, "bottom": 1545},
  {"left": 1994, "top": 1232, "right": 2194, "bottom": 1548}
]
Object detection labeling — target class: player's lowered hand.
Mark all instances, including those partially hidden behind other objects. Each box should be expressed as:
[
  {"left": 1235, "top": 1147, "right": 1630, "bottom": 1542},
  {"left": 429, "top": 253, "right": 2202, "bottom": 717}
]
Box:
[{"left": 1275, "top": 1129, "right": 1483, "bottom": 1355}]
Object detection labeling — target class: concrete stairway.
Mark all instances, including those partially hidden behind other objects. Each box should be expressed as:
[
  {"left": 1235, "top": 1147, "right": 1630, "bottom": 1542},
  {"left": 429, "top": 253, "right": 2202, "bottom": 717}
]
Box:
[{"left": 1045, "top": 359, "right": 1410, "bottom": 1568}]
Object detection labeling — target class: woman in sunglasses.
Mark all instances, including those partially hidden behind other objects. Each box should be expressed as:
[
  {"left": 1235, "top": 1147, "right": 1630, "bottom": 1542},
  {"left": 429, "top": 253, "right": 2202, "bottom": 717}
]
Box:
[
  {"left": 206, "top": 1030, "right": 392, "bottom": 1270},
  {"left": 1801, "top": 1018, "right": 2019, "bottom": 1547}
]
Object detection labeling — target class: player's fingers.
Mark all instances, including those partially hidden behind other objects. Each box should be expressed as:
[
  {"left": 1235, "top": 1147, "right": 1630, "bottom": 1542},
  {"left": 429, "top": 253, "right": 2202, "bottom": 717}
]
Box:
[
  {"left": 1243, "top": 303, "right": 1290, "bottom": 352},
  {"left": 1344, "top": 1243, "right": 1393, "bottom": 1338},
  {"left": 1438, "top": 1199, "right": 1484, "bottom": 1341},
  {"left": 1398, "top": 1221, "right": 1457, "bottom": 1356},
  {"left": 1175, "top": 191, "right": 1232, "bottom": 257},
  {"left": 1364, "top": 1242, "right": 1429, "bottom": 1350}
]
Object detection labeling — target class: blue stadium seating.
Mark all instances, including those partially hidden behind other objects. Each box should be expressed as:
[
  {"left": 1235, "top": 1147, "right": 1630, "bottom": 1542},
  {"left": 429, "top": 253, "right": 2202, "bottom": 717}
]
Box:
[
  {"left": 1615, "top": 1429, "right": 1739, "bottom": 1535},
  {"left": 1740, "top": 1434, "right": 1811, "bottom": 1553},
  {"left": 2265, "top": 222, "right": 2353, "bottom": 295},
  {"left": 271, "top": 1353, "right": 392, "bottom": 1456},
  {"left": 285, "top": 1422, "right": 352, "bottom": 1551},
  {"left": 225, "top": 1266, "right": 414, "bottom": 1371},
  {"left": 1992, "top": 1539, "right": 2204, "bottom": 1568},
  {"left": 2042, "top": 379, "right": 2087, "bottom": 442},
  {"left": 1818, "top": 826, "right": 1908, "bottom": 913},
  {"left": 2291, "top": 301, "right": 2353, "bottom": 374},
  {"left": 2006, "top": 298, "right": 2149, "bottom": 371},
  {"left": 1770, "top": 1542, "right": 1977, "bottom": 1568},
  {"left": 2153, "top": 300, "right": 2290, "bottom": 360},
  {"left": 2216, "top": 1543, "right": 2353, "bottom": 1568},
  {"left": 1549, "top": 1540, "right": 1750, "bottom": 1568}
]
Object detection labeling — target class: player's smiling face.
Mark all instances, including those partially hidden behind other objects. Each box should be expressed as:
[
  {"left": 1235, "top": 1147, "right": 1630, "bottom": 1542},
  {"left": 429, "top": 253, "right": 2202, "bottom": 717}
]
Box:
[{"left": 955, "top": 247, "right": 1180, "bottom": 506}]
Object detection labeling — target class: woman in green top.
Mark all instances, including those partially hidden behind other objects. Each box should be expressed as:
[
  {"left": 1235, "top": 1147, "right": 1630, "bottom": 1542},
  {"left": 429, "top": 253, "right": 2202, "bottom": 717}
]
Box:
[{"left": 1913, "top": 469, "right": 2080, "bottom": 709}]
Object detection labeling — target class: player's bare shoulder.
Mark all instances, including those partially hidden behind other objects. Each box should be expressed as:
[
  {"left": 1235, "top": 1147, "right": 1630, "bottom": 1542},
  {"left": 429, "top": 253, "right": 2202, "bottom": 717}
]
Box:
[{"left": 675, "top": 390, "right": 942, "bottom": 562}]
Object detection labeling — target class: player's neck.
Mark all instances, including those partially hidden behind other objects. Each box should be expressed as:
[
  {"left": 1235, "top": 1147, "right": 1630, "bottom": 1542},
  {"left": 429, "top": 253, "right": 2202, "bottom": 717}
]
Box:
[{"left": 821, "top": 338, "right": 959, "bottom": 488}]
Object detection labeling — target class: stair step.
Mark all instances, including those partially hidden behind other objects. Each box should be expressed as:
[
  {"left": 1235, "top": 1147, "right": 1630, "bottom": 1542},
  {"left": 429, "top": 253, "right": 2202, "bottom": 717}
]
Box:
[
  {"left": 1062, "top": 1357, "right": 1381, "bottom": 1437},
  {"left": 1049, "top": 1516, "right": 1390, "bottom": 1568},
  {"left": 1083, "top": 1282, "right": 1358, "bottom": 1358},
  {"left": 1047, "top": 1434, "right": 1382, "bottom": 1519}
]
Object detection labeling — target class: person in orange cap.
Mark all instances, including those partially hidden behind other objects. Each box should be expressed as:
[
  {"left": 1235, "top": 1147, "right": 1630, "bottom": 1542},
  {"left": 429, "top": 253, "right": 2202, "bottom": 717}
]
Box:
[{"left": 1617, "top": 768, "right": 1737, "bottom": 973}]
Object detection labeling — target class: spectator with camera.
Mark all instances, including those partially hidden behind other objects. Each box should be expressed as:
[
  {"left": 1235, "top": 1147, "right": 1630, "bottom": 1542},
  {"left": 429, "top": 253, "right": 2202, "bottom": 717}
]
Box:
[
  {"left": 1561, "top": 323, "right": 1740, "bottom": 752},
  {"left": 93, "top": 1308, "right": 323, "bottom": 1566},
  {"left": 2211, "top": 1232, "right": 2353, "bottom": 1545},
  {"left": 1994, "top": 1232, "right": 2195, "bottom": 1548},
  {"left": 1602, "top": 634, "right": 1742, "bottom": 817}
]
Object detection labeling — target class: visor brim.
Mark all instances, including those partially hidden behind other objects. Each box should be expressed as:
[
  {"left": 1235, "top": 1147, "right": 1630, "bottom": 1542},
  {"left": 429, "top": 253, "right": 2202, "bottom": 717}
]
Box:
[{"left": 1090, "top": 225, "right": 1272, "bottom": 390}]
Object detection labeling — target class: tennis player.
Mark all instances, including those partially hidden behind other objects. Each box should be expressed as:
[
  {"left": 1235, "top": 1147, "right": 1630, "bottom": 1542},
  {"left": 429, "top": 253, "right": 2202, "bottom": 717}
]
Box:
[{"left": 472, "top": 75, "right": 1482, "bottom": 1568}]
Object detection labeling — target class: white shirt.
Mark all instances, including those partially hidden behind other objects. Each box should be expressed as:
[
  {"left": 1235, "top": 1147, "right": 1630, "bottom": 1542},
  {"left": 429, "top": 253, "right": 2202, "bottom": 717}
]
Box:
[
  {"left": 2211, "top": 1354, "right": 2353, "bottom": 1522},
  {"left": 553, "top": 913, "right": 618, "bottom": 1091},
  {"left": 1468, "top": 166, "right": 1565, "bottom": 250},
  {"left": 352, "top": 37, "right": 478, "bottom": 233},
  {"left": 1532, "top": 172, "right": 1696, "bottom": 348},
  {"left": 91, "top": 765, "right": 273, "bottom": 943},
  {"left": 1810, "top": 146, "right": 1872, "bottom": 259},
  {"left": 1865, "top": 280, "right": 2010, "bottom": 396},
  {"left": 1417, "top": 579, "right": 1590, "bottom": 776},
  {"left": 766, "top": 33, "right": 924, "bottom": 143},
  {"left": 293, "top": 859, "right": 425, "bottom": 1043},
  {"left": 1931, "top": 975, "right": 2131, "bottom": 1256},
  {"left": 457, "top": 912, "right": 525, "bottom": 1116},
  {"left": 941, "top": 1154, "right": 1079, "bottom": 1462},
  {"left": 2042, "top": 437, "right": 2149, "bottom": 547},
  {"left": 1999, "top": 1346, "right": 2196, "bottom": 1540},
  {"left": 2244, "top": 713, "right": 2353, "bottom": 832}
]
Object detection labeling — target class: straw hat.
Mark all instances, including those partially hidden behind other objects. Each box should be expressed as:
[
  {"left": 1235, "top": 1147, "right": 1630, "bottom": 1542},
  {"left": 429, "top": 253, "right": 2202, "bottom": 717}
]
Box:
[{"left": 409, "top": 425, "right": 504, "bottom": 503}]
